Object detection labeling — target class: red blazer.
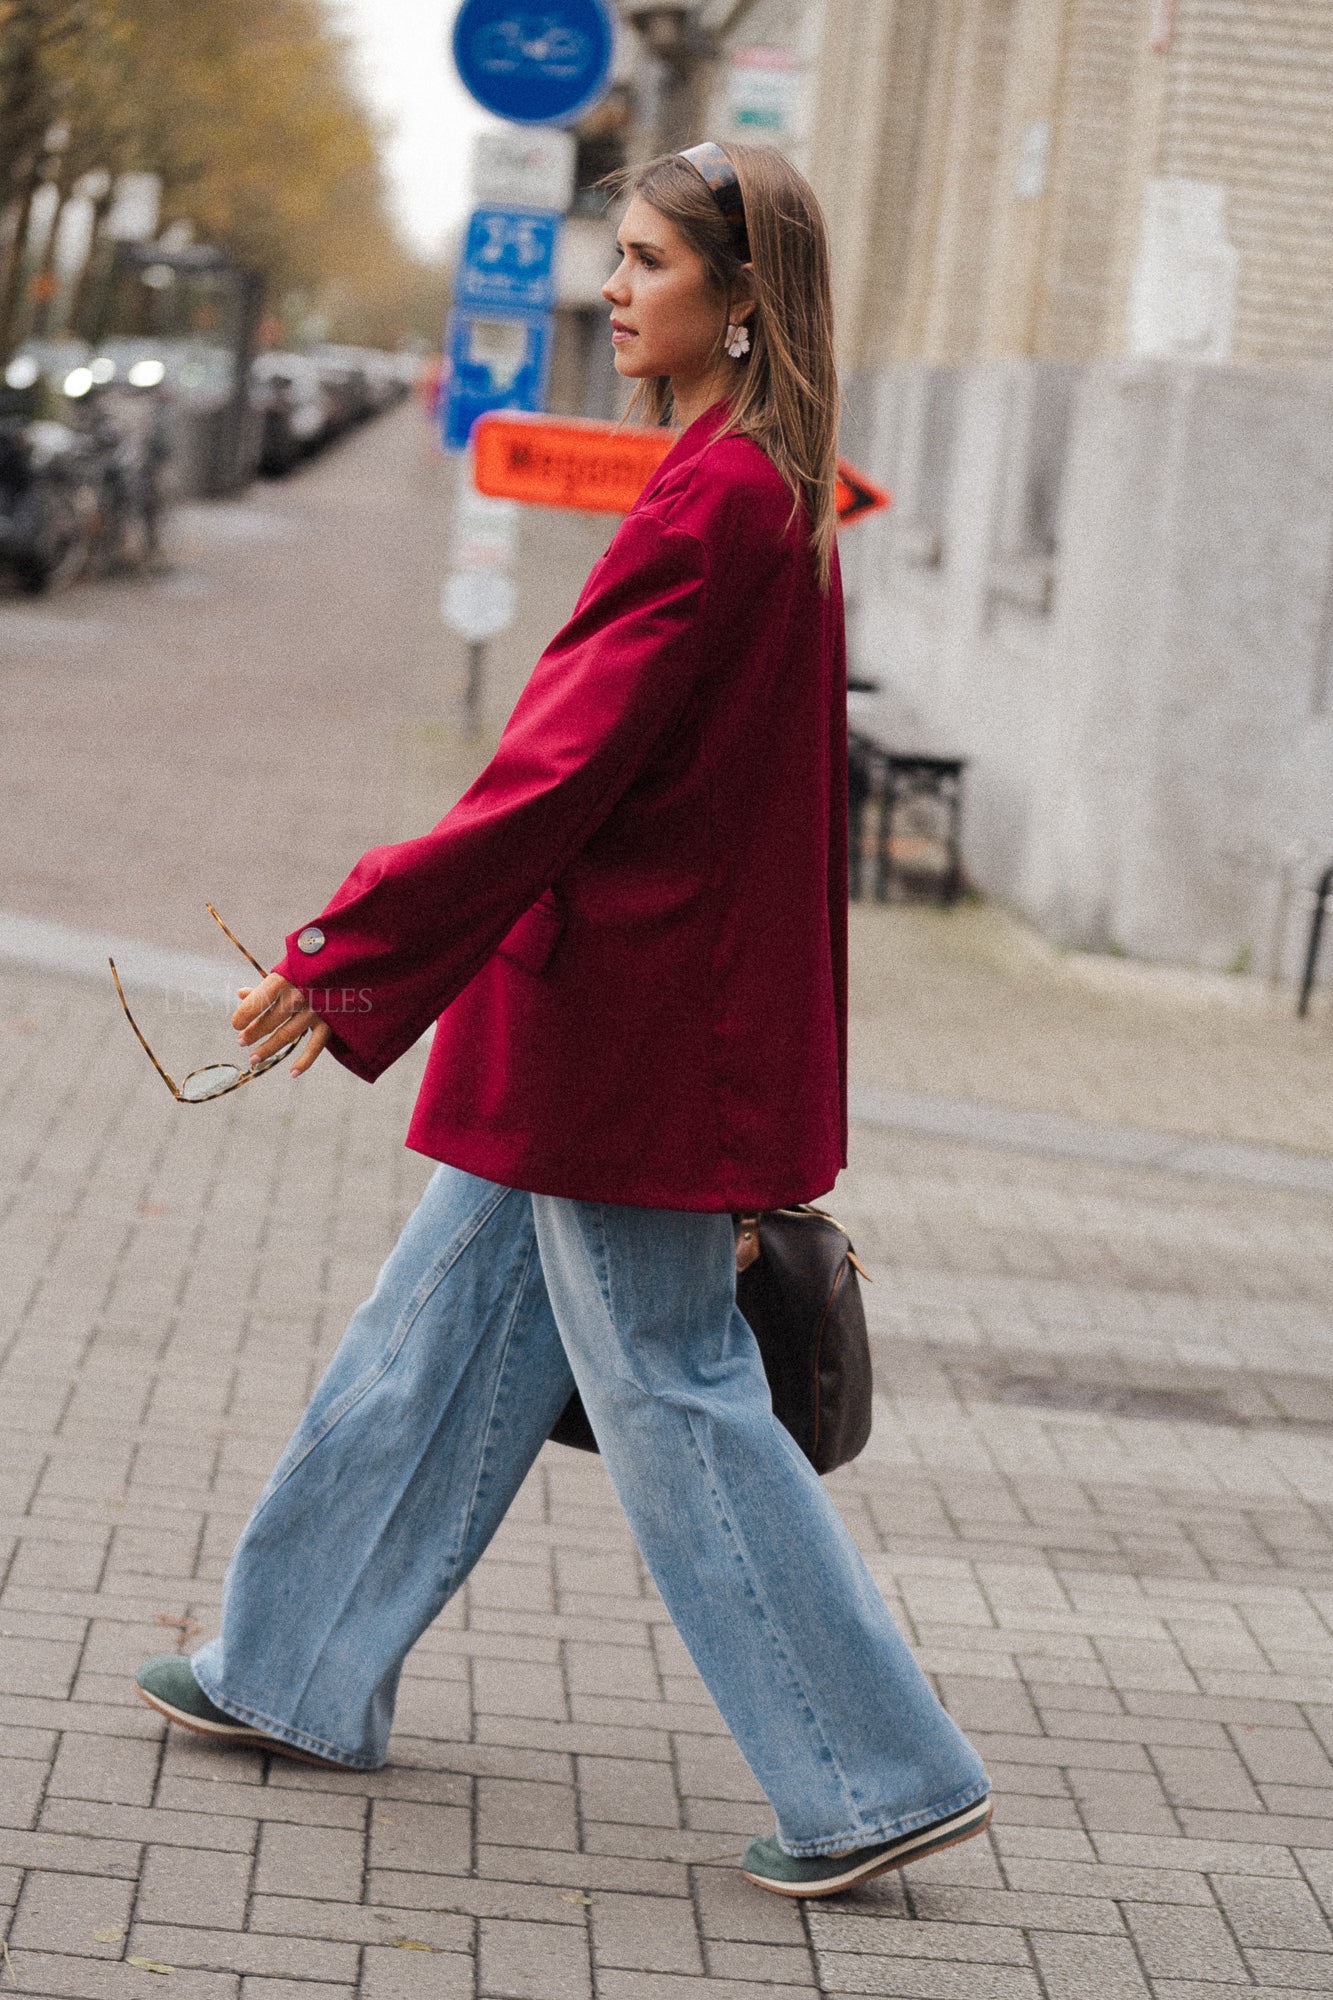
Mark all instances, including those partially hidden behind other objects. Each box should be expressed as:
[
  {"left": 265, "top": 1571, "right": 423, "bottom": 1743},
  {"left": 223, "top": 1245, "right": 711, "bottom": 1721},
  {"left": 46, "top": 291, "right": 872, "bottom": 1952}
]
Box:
[{"left": 278, "top": 403, "right": 849, "bottom": 1212}]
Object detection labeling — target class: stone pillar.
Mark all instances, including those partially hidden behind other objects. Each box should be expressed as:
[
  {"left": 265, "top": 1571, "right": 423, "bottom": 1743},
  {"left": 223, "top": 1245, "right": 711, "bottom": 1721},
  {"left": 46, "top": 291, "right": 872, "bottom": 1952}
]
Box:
[
  {"left": 807, "top": 0, "right": 900, "bottom": 371},
  {"left": 977, "top": 0, "right": 1070, "bottom": 357}
]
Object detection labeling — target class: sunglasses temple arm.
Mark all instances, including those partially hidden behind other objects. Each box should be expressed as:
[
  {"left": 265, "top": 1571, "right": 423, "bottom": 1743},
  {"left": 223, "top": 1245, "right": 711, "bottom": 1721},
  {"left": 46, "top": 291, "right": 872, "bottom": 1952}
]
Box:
[
  {"left": 205, "top": 904, "right": 273, "bottom": 982},
  {"left": 108, "top": 960, "right": 183, "bottom": 1100}
]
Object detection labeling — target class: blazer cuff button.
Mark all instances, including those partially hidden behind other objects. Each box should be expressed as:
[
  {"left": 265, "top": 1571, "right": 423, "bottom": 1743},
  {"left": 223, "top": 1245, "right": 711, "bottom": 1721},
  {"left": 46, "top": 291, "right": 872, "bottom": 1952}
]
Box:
[{"left": 296, "top": 926, "right": 326, "bottom": 955}]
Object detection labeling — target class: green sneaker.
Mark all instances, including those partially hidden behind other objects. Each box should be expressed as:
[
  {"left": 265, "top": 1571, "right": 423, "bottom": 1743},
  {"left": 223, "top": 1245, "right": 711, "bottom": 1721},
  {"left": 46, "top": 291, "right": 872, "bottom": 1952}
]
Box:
[
  {"left": 133, "top": 1655, "right": 338, "bottom": 1767},
  {"left": 741, "top": 1794, "right": 992, "bottom": 1898}
]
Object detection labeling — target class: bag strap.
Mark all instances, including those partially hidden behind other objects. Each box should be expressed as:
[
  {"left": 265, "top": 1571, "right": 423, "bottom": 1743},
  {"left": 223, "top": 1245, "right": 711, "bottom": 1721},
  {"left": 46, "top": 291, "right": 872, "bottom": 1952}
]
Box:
[{"left": 733, "top": 1207, "right": 873, "bottom": 1281}]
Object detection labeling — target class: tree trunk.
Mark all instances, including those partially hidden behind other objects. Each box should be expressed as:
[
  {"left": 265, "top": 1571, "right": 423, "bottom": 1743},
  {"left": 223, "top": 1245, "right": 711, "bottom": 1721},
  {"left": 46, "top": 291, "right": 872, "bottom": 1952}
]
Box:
[
  {"left": 29, "top": 179, "right": 69, "bottom": 335},
  {"left": 64, "top": 183, "right": 115, "bottom": 339},
  {"left": 0, "top": 164, "right": 42, "bottom": 363}
]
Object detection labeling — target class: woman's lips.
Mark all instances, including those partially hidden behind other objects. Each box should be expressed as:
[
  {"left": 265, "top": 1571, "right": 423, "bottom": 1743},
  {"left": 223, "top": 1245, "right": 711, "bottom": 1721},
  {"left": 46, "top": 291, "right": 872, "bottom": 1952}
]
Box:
[{"left": 611, "top": 323, "right": 637, "bottom": 344}]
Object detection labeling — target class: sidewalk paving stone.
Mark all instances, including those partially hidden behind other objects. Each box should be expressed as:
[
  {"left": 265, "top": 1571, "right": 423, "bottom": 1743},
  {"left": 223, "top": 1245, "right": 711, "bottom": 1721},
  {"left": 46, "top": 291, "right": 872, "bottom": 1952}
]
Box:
[{"left": 4, "top": 411, "right": 1333, "bottom": 1996}]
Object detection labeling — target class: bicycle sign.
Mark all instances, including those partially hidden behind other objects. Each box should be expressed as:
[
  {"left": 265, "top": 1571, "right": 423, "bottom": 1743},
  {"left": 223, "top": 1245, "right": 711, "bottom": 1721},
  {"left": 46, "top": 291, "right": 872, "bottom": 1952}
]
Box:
[
  {"left": 457, "top": 207, "right": 563, "bottom": 314},
  {"left": 451, "top": 0, "right": 614, "bottom": 125}
]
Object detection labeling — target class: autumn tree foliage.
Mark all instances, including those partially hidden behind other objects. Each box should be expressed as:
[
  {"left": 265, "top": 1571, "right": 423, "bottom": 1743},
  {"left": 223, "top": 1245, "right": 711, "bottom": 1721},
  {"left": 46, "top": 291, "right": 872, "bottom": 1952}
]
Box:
[{"left": 0, "top": 0, "right": 437, "bottom": 356}]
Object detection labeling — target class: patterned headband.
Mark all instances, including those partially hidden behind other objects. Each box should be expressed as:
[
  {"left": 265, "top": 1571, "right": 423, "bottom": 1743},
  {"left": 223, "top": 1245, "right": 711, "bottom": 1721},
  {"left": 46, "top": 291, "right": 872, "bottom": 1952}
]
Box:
[{"left": 677, "top": 141, "right": 751, "bottom": 260}]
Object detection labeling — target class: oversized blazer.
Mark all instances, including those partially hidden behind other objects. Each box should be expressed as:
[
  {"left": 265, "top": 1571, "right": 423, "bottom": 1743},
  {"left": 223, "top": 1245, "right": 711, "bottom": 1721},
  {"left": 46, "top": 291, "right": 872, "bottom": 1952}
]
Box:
[{"left": 276, "top": 401, "right": 849, "bottom": 1212}]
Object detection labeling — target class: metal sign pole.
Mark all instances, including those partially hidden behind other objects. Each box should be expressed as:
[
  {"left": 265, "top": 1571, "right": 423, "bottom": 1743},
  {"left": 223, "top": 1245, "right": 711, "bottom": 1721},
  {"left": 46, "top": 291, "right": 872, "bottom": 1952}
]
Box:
[{"left": 464, "top": 641, "right": 486, "bottom": 738}]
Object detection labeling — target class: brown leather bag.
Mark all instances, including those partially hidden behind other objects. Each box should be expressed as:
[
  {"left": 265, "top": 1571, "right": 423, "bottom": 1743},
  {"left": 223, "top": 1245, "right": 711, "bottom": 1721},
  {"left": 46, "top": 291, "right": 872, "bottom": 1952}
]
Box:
[{"left": 548, "top": 1204, "right": 874, "bottom": 1474}]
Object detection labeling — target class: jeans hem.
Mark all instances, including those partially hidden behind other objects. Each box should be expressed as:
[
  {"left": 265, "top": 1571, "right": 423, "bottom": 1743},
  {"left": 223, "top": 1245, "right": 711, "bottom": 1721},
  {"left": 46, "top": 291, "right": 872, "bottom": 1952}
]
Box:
[
  {"left": 776, "top": 1774, "right": 991, "bottom": 1858},
  {"left": 191, "top": 1661, "right": 384, "bottom": 1771}
]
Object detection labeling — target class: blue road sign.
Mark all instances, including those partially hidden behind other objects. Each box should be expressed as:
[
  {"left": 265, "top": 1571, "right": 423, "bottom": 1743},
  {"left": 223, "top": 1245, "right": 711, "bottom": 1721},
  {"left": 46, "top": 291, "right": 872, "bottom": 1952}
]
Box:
[
  {"left": 451, "top": 0, "right": 614, "bottom": 126},
  {"left": 458, "top": 207, "right": 563, "bottom": 314},
  {"left": 442, "top": 307, "right": 553, "bottom": 453}
]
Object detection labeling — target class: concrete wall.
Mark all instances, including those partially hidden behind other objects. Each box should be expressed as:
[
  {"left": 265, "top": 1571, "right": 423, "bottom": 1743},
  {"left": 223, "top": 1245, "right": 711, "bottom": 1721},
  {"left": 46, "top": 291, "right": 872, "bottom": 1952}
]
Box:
[{"left": 839, "top": 359, "right": 1333, "bottom": 975}]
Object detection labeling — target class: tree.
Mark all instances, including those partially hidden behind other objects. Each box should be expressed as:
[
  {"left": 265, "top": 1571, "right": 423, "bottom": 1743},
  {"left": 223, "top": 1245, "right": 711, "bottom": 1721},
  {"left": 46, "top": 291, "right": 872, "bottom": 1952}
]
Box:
[{"left": 0, "top": 0, "right": 438, "bottom": 359}]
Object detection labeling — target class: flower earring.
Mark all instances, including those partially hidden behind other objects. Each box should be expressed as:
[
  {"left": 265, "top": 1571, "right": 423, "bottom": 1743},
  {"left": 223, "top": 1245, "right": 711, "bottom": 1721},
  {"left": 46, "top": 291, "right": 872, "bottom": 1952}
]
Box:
[{"left": 725, "top": 322, "right": 751, "bottom": 359}]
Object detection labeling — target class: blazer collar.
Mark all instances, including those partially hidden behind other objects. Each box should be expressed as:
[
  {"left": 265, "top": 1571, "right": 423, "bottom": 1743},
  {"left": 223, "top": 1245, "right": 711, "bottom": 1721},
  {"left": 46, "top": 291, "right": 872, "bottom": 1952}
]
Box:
[{"left": 635, "top": 400, "right": 734, "bottom": 507}]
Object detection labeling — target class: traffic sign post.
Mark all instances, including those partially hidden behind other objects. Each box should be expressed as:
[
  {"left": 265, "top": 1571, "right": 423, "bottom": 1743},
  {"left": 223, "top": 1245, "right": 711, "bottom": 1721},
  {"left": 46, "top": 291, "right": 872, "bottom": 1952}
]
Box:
[
  {"left": 470, "top": 128, "right": 577, "bottom": 212},
  {"left": 834, "top": 461, "right": 892, "bottom": 526},
  {"left": 474, "top": 412, "right": 675, "bottom": 513},
  {"left": 457, "top": 207, "right": 563, "bottom": 315},
  {"left": 472, "top": 412, "right": 894, "bottom": 525},
  {"left": 442, "top": 202, "right": 565, "bottom": 453},
  {"left": 441, "top": 308, "right": 553, "bottom": 453},
  {"left": 452, "top": 0, "right": 615, "bottom": 125},
  {"left": 441, "top": 458, "right": 522, "bottom": 736}
]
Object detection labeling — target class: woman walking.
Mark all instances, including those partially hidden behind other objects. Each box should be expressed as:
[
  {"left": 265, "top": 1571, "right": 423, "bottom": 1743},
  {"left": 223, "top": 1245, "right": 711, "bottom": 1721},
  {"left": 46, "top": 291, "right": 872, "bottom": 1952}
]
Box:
[{"left": 134, "top": 142, "right": 990, "bottom": 1898}]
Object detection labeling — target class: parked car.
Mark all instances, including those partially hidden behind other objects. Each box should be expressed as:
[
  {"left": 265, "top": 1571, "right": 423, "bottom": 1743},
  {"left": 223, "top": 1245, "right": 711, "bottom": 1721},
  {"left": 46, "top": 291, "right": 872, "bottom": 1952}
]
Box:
[
  {"left": 251, "top": 352, "right": 331, "bottom": 475},
  {"left": 249, "top": 345, "right": 415, "bottom": 477}
]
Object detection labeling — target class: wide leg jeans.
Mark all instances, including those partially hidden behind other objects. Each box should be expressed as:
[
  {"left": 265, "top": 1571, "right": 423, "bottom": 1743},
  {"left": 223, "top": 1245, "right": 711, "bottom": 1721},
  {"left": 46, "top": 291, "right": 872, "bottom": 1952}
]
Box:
[{"left": 192, "top": 1165, "right": 987, "bottom": 1856}]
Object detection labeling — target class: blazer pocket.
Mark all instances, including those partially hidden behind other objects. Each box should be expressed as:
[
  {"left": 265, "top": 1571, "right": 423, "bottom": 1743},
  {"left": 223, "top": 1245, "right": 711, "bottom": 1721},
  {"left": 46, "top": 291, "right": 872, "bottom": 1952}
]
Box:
[{"left": 496, "top": 893, "right": 565, "bottom": 975}]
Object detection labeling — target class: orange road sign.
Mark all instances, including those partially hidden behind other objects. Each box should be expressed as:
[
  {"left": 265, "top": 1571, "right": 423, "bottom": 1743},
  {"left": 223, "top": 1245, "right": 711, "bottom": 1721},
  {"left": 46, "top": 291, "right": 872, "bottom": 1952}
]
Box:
[
  {"left": 474, "top": 413, "right": 672, "bottom": 515},
  {"left": 472, "top": 411, "right": 891, "bottom": 526},
  {"left": 834, "top": 461, "right": 891, "bottom": 525}
]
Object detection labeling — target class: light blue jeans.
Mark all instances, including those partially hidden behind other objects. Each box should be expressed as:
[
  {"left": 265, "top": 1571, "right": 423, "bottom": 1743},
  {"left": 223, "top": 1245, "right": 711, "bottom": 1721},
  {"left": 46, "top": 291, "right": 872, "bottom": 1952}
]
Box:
[{"left": 192, "top": 1165, "right": 987, "bottom": 1855}]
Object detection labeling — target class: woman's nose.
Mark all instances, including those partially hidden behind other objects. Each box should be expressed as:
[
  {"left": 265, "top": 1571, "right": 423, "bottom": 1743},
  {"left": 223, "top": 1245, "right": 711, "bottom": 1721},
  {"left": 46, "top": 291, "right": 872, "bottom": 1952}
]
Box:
[{"left": 603, "top": 265, "right": 628, "bottom": 305}]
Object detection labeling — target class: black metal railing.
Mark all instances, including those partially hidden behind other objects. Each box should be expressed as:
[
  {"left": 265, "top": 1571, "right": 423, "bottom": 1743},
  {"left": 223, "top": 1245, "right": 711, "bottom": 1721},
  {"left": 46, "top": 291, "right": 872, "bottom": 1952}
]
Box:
[{"left": 1298, "top": 861, "right": 1333, "bottom": 1018}]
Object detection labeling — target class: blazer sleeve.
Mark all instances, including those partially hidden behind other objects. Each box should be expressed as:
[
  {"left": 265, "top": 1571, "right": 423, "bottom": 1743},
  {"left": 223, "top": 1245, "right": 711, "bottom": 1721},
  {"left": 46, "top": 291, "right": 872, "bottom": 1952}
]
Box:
[{"left": 273, "top": 510, "right": 711, "bottom": 1082}]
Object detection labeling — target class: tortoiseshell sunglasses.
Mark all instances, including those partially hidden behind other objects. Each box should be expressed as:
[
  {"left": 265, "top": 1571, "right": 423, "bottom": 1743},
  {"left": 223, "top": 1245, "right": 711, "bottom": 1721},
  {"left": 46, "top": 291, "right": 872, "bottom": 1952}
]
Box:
[{"left": 109, "top": 904, "right": 308, "bottom": 1103}]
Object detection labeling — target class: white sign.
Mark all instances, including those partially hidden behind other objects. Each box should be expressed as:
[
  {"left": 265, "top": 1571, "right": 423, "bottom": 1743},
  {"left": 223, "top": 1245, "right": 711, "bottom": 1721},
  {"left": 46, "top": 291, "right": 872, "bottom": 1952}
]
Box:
[
  {"left": 470, "top": 128, "right": 576, "bottom": 213},
  {"left": 452, "top": 473, "right": 520, "bottom": 570},
  {"left": 556, "top": 214, "right": 614, "bottom": 307},
  {"left": 1014, "top": 121, "right": 1051, "bottom": 202},
  {"left": 104, "top": 172, "right": 161, "bottom": 243},
  {"left": 441, "top": 568, "right": 518, "bottom": 642},
  {"left": 452, "top": 452, "right": 518, "bottom": 574},
  {"left": 728, "top": 46, "right": 799, "bottom": 136},
  {"left": 1128, "top": 177, "right": 1238, "bottom": 361}
]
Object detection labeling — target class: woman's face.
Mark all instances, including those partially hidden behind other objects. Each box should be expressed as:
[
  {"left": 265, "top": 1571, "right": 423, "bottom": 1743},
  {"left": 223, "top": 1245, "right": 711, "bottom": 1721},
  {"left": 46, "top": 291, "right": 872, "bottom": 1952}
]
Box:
[{"left": 602, "top": 195, "right": 730, "bottom": 385}]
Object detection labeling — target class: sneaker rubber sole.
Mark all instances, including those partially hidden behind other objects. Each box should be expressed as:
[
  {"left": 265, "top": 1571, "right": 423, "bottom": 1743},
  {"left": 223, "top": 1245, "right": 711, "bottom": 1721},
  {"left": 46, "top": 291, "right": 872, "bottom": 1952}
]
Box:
[
  {"left": 133, "top": 1672, "right": 342, "bottom": 1770},
  {"left": 741, "top": 1794, "right": 993, "bottom": 1898}
]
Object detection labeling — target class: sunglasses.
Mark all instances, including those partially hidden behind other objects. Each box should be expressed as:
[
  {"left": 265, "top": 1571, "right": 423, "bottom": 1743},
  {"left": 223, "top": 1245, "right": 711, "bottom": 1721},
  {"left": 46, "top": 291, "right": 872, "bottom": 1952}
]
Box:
[{"left": 109, "top": 904, "right": 308, "bottom": 1103}]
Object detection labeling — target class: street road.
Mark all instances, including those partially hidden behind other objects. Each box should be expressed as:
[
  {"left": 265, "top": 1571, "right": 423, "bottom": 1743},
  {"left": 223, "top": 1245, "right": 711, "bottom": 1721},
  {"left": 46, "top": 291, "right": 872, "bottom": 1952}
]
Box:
[{"left": 2, "top": 401, "right": 606, "bottom": 966}]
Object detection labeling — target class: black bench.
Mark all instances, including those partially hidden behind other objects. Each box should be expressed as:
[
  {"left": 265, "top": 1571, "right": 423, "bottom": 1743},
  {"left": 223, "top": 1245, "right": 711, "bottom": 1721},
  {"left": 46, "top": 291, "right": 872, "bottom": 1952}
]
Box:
[{"left": 848, "top": 733, "right": 967, "bottom": 906}]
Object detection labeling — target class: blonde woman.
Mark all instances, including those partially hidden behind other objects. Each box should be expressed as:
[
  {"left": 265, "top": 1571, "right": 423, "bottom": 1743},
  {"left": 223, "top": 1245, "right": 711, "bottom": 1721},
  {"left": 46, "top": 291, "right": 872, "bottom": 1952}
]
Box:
[{"left": 135, "top": 143, "right": 990, "bottom": 1898}]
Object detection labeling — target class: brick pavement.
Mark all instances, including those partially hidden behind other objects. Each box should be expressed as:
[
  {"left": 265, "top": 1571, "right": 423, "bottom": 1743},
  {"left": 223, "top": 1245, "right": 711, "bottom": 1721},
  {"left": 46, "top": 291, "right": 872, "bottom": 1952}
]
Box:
[
  {"left": 4, "top": 405, "right": 1333, "bottom": 1996},
  {"left": 3, "top": 958, "right": 1332, "bottom": 1998}
]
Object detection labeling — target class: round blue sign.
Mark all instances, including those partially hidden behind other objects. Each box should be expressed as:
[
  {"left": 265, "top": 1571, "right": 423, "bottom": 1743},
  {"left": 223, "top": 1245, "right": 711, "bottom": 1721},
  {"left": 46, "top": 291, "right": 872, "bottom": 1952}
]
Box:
[{"left": 452, "top": 0, "right": 615, "bottom": 127}]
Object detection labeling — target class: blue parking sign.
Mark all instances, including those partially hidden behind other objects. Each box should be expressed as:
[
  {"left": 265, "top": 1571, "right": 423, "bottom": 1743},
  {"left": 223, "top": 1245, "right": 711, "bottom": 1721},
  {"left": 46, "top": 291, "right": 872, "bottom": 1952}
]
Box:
[
  {"left": 458, "top": 207, "right": 562, "bottom": 314},
  {"left": 442, "top": 308, "right": 553, "bottom": 453}
]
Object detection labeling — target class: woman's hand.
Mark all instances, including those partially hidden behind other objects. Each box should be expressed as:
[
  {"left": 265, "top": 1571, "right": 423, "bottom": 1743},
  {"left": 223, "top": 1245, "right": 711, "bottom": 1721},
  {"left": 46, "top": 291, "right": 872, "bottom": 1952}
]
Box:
[{"left": 233, "top": 974, "right": 331, "bottom": 1077}]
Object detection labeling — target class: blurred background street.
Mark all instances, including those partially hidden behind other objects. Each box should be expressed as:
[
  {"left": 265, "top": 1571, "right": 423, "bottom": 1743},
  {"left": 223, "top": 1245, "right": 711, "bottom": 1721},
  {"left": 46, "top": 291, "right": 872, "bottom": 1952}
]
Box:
[{"left": 3, "top": 0, "right": 1333, "bottom": 1995}]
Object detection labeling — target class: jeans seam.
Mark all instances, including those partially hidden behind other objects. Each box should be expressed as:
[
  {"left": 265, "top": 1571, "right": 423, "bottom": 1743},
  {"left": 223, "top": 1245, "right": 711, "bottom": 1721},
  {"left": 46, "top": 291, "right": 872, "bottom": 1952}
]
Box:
[
  {"left": 249, "top": 1183, "right": 516, "bottom": 1516},
  {"left": 680, "top": 1405, "right": 864, "bottom": 1838},
  {"left": 445, "top": 1219, "right": 541, "bottom": 1600}
]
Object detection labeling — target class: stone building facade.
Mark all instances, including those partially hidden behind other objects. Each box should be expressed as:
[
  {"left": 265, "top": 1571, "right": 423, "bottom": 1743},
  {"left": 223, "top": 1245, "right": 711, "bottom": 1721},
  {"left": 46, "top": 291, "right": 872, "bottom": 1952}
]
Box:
[
  {"left": 605, "top": 1, "right": 1333, "bottom": 971},
  {"left": 808, "top": 0, "right": 1333, "bottom": 373},
  {"left": 786, "top": 0, "right": 1333, "bottom": 971}
]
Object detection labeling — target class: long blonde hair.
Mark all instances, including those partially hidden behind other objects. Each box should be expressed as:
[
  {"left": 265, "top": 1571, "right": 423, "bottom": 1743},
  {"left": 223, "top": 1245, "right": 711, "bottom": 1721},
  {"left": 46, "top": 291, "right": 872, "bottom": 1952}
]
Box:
[{"left": 608, "top": 143, "right": 840, "bottom": 592}]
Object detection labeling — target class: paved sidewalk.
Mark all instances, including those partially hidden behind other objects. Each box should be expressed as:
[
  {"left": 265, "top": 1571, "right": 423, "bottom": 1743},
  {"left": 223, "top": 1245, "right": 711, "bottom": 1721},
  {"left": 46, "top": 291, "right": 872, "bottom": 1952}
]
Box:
[
  {"left": 2, "top": 957, "right": 1332, "bottom": 2000},
  {"left": 3, "top": 406, "right": 1332, "bottom": 1997}
]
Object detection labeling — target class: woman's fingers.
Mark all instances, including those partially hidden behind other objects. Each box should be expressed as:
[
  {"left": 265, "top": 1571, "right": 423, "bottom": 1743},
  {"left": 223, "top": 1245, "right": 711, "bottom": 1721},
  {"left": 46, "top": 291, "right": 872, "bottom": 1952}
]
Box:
[
  {"left": 243, "top": 1001, "right": 320, "bottom": 1069},
  {"left": 232, "top": 973, "right": 289, "bottom": 1033},
  {"left": 230, "top": 972, "right": 332, "bottom": 1078},
  {"left": 290, "top": 1020, "right": 332, "bottom": 1076}
]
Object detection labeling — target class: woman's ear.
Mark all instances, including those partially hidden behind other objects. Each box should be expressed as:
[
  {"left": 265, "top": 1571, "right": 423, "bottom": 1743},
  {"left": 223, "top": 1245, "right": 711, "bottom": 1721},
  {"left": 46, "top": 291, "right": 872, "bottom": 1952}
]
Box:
[{"left": 730, "top": 263, "right": 757, "bottom": 325}]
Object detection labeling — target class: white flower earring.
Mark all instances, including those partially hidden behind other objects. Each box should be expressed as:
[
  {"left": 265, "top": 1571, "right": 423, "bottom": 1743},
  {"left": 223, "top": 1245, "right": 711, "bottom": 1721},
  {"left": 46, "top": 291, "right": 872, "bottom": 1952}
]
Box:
[{"left": 725, "top": 321, "right": 751, "bottom": 359}]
